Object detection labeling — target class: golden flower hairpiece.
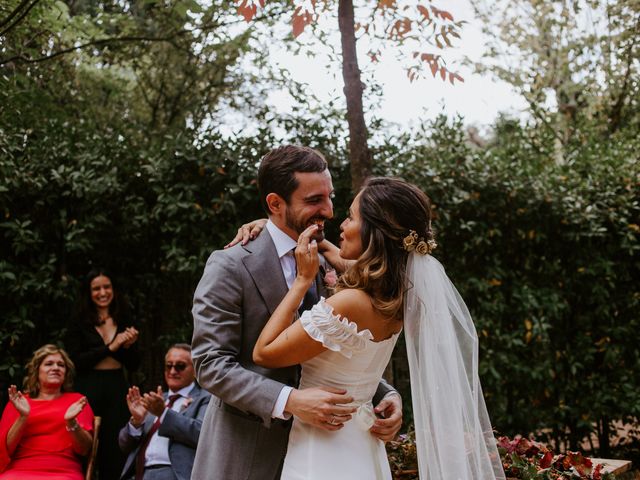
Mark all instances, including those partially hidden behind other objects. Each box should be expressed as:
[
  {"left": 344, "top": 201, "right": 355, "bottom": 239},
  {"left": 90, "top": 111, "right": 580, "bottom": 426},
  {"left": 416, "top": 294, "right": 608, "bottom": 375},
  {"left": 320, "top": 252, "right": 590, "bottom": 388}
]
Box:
[{"left": 402, "top": 230, "right": 437, "bottom": 255}]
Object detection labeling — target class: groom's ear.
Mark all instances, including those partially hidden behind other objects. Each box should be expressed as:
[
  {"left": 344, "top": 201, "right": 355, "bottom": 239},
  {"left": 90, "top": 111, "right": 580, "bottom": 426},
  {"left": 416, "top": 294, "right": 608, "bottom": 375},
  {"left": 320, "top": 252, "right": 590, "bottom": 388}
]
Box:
[{"left": 265, "top": 193, "right": 284, "bottom": 215}]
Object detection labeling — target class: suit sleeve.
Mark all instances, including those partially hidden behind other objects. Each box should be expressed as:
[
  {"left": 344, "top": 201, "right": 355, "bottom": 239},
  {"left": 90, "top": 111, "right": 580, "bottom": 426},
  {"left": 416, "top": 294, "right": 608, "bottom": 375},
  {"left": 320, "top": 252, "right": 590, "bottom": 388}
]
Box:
[
  {"left": 118, "top": 422, "right": 143, "bottom": 454},
  {"left": 191, "top": 251, "right": 286, "bottom": 426},
  {"left": 157, "top": 394, "right": 210, "bottom": 448},
  {"left": 373, "top": 378, "right": 399, "bottom": 405}
]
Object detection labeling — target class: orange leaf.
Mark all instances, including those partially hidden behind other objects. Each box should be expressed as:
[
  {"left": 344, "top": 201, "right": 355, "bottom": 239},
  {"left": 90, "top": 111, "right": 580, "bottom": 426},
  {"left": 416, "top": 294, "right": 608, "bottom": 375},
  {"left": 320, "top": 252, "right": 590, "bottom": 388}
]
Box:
[
  {"left": 378, "top": 0, "right": 395, "bottom": 8},
  {"left": 439, "top": 66, "right": 446, "bottom": 81},
  {"left": 417, "top": 4, "right": 430, "bottom": 20},
  {"left": 237, "top": 1, "right": 257, "bottom": 22},
  {"left": 292, "top": 7, "right": 313, "bottom": 38},
  {"left": 431, "top": 6, "right": 454, "bottom": 21},
  {"left": 430, "top": 61, "right": 438, "bottom": 77}
]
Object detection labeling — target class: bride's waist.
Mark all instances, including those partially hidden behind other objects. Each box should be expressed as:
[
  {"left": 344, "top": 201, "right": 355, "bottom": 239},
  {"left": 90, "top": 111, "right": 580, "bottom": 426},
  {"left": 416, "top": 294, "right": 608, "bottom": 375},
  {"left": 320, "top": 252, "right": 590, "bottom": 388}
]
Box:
[{"left": 298, "top": 379, "right": 377, "bottom": 405}]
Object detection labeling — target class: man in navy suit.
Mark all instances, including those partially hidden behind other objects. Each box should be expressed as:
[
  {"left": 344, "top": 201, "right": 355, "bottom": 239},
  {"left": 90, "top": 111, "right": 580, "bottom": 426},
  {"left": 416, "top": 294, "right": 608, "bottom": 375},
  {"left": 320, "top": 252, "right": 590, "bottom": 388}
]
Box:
[{"left": 118, "top": 344, "right": 210, "bottom": 480}]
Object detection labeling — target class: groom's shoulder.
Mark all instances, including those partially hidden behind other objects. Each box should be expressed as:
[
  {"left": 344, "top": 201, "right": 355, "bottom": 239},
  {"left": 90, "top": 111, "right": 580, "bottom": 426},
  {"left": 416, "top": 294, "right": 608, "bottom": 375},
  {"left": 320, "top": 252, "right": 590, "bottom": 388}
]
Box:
[
  {"left": 204, "top": 243, "right": 248, "bottom": 268},
  {"left": 205, "top": 232, "right": 274, "bottom": 265}
]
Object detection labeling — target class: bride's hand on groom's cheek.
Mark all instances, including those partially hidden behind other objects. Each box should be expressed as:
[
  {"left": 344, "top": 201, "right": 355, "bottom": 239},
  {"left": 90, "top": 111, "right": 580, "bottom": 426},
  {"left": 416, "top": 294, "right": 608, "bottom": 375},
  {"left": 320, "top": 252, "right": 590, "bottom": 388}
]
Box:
[{"left": 370, "top": 394, "right": 403, "bottom": 442}]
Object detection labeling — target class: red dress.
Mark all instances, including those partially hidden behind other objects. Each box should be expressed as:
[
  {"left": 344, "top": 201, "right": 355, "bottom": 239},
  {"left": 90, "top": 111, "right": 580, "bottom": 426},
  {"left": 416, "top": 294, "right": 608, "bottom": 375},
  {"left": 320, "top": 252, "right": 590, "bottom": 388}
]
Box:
[{"left": 0, "top": 392, "right": 94, "bottom": 480}]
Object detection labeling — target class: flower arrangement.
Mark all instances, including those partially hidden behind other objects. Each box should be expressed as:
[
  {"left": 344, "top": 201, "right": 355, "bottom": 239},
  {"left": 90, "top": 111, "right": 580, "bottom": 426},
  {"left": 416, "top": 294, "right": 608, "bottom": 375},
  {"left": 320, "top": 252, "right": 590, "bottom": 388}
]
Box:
[
  {"left": 386, "top": 432, "right": 618, "bottom": 480},
  {"left": 386, "top": 430, "right": 419, "bottom": 479},
  {"left": 498, "top": 436, "right": 616, "bottom": 480}
]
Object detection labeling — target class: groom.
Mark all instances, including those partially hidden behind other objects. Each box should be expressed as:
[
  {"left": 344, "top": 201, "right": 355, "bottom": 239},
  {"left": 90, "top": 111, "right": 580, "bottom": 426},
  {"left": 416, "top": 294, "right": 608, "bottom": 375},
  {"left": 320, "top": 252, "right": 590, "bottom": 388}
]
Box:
[{"left": 191, "top": 145, "right": 402, "bottom": 479}]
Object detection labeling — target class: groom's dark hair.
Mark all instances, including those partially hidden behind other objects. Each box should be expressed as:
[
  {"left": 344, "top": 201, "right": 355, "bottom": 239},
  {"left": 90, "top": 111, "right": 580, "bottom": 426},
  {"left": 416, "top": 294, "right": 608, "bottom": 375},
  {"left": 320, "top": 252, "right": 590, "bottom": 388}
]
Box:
[{"left": 258, "top": 145, "right": 328, "bottom": 214}]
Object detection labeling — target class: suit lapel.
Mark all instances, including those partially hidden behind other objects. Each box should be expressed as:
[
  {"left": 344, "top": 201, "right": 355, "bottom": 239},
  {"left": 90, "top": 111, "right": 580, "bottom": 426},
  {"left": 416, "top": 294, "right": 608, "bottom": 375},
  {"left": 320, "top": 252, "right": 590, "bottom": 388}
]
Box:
[{"left": 242, "top": 230, "right": 289, "bottom": 316}]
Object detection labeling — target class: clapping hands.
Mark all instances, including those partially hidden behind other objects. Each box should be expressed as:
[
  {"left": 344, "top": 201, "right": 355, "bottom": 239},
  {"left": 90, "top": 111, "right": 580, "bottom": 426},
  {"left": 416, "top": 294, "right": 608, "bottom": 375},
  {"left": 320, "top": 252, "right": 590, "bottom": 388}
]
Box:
[
  {"left": 126, "top": 386, "right": 169, "bottom": 425},
  {"left": 64, "top": 396, "right": 88, "bottom": 423},
  {"left": 7, "top": 385, "right": 30, "bottom": 417},
  {"left": 141, "top": 386, "right": 166, "bottom": 417},
  {"left": 109, "top": 326, "right": 139, "bottom": 351},
  {"left": 126, "top": 386, "right": 147, "bottom": 427}
]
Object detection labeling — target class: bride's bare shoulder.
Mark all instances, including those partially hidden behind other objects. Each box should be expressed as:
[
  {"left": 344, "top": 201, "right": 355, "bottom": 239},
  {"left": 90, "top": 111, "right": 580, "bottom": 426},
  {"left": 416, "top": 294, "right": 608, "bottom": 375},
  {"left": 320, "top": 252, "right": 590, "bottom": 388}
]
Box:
[{"left": 325, "top": 289, "right": 375, "bottom": 322}]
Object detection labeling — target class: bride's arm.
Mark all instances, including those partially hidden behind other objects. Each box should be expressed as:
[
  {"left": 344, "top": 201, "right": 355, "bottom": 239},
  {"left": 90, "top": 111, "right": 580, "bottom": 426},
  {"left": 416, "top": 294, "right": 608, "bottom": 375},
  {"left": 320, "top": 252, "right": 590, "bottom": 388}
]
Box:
[
  {"left": 253, "top": 226, "right": 327, "bottom": 368},
  {"left": 224, "top": 219, "right": 267, "bottom": 249},
  {"left": 224, "top": 219, "right": 355, "bottom": 274},
  {"left": 317, "top": 240, "right": 354, "bottom": 274}
]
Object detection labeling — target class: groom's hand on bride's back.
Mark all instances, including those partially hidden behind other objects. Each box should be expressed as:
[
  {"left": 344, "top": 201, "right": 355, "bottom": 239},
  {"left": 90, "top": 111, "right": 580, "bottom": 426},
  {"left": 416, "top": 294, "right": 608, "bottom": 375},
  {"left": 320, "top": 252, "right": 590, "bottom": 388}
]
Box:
[
  {"left": 370, "top": 394, "right": 403, "bottom": 442},
  {"left": 285, "top": 387, "right": 356, "bottom": 432}
]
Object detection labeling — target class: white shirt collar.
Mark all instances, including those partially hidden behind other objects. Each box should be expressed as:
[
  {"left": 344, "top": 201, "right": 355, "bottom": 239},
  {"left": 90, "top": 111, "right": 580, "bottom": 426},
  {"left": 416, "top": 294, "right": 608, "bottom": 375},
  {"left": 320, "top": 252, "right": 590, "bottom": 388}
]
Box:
[
  {"left": 169, "top": 382, "right": 195, "bottom": 398},
  {"left": 266, "top": 219, "right": 297, "bottom": 259}
]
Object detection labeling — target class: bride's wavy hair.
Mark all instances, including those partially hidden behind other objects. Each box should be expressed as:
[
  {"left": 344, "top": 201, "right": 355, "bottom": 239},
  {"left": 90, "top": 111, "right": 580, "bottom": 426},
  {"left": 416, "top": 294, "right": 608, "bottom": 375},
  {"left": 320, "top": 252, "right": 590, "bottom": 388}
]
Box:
[{"left": 336, "top": 177, "right": 435, "bottom": 320}]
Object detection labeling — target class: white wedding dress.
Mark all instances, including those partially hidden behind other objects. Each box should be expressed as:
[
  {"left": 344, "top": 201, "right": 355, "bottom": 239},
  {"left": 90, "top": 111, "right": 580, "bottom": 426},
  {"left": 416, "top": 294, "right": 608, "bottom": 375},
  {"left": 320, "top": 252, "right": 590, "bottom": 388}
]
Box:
[{"left": 281, "top": 299, "right": 399, "bottom": 480}]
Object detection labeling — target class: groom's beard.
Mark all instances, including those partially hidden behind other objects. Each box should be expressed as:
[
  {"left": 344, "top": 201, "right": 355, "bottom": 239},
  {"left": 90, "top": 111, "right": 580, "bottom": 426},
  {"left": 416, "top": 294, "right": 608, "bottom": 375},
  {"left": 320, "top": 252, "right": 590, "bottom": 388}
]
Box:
[{"left": 285, "top": 211, "right": 326, "bottom": 242}]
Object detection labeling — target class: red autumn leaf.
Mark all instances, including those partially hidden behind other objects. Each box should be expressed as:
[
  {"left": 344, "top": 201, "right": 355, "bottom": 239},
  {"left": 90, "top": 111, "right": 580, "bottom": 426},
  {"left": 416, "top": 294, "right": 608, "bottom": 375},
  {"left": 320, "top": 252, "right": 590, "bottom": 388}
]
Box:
[
  {"left": 431, "top": 6, "right": 454, "bottom": 21},
  {"left": 430, "top": 61, "right": 439, "bottom": 78},
  {"left": 593, "top": 463, "right": 604, "bottom": 480},
  {"left": 417, "top": 4, "right": 430, "bottom": 20},
  {"left": 439, "top": 66, "right": 446, "bottom": 81},
  {"left": 292, "top": 9, "right": 313, "bottom": 38},
  {"left": 237, "top": 1, "right": 257, "bottom": 22},
  {"left": 497, "top": 436, "right": 515, "bottom": 452},
  {"left": 420, "top": 53, "right": 435, "bottom": 62},
  {"left": 378, "top": 0, "right": 395, "bottom": 8},
  {"left": 568, "top": 452, "right": 592, "bottom": 476},
  {"left": 539, "top": 451, "right": 553, "bottom": 469}
]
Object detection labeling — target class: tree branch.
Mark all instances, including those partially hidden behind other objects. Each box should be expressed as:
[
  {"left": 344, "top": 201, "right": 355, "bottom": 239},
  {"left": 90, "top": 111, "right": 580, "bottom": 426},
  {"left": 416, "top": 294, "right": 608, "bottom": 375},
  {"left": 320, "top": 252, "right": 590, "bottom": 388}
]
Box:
[
  {"left": 0, "top": 0, "right": 41, "bottom": 37},
  {"left": 0, "top": 0, "right": 36, "bottom": 30},
  {"left": 0, "top": 9, "right": 285, "bottom": 66}
]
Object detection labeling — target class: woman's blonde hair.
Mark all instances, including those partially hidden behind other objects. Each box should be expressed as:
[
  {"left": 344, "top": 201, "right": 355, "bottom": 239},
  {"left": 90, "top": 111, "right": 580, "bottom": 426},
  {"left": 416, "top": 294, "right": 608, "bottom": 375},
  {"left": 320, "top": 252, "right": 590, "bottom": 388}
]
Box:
[
  {"left": 337, "top": 177, "right": 435, "bottom": 320},
  {"left": 23, "top": 344, "right": 75, "bottom": 397}
]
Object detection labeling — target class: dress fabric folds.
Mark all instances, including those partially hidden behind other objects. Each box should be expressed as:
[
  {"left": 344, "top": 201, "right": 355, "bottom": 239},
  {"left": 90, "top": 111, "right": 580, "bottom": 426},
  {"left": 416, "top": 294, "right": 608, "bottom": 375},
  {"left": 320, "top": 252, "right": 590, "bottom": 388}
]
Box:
[{"left": 281, "top": 299, "right": 399, "bottom": 480}]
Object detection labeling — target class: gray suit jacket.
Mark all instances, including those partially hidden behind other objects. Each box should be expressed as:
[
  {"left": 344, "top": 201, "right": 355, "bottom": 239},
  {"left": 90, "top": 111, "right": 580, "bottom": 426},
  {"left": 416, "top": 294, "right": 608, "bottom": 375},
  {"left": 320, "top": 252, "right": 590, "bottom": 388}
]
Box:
[
  {"left": 118, "top": 384, "right": 210, "bottom": 480},
  {"left": 191, "top": 230, "right": 395, "bottom": 480}
]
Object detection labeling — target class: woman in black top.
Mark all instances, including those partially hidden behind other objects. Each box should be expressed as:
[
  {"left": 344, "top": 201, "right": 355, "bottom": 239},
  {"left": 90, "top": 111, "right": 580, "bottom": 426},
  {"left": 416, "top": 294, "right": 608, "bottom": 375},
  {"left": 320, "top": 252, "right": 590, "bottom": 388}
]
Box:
[{"left": 65, "top": 268, "right": 140, "bottom": 480}]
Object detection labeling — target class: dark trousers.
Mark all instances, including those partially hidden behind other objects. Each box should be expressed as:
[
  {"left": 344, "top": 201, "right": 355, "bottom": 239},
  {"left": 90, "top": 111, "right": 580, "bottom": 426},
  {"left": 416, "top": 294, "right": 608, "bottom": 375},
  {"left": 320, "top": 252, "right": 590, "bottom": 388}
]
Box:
[{"left": 76, "top": 368, "right": 130, "bottom": 480}]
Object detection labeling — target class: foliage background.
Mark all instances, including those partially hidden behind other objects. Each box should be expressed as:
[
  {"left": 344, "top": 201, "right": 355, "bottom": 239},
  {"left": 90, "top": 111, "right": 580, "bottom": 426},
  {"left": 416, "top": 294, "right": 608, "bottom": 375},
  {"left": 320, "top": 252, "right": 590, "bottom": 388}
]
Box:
[{"left": 1, "top": 0, "right": 639, "bottom": 460}]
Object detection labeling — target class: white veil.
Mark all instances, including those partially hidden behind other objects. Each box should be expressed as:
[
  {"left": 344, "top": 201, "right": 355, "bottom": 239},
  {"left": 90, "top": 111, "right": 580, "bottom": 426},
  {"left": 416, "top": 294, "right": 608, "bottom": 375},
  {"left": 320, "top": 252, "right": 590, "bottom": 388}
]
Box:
[{"left": 404, "top": 253, "right": 506, "bottom": 480}]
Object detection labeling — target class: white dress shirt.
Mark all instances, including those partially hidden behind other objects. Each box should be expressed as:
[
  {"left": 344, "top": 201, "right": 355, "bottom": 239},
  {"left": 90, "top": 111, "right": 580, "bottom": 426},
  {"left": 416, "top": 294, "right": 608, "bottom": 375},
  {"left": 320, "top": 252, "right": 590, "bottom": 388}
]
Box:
[
  {"left": 128, "top": 382, "right": 195, "bottom": 467},
  {"left": 265, "top": 220, "right": 297, "bottom": 419}
]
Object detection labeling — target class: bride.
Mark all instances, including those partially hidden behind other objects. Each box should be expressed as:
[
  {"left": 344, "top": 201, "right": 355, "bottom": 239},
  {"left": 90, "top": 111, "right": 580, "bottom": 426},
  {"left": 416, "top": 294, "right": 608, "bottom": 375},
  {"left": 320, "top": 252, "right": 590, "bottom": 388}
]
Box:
[{"left": 248, "top": 177, "right": 505, "bottom": 480}]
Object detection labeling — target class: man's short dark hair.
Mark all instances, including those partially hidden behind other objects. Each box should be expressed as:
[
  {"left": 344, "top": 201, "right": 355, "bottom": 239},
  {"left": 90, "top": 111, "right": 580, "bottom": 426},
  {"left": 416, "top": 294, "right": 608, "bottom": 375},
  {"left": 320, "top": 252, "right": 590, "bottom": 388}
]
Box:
[{"left": 257, "top": 145, "right": 328, "bottom": 214}]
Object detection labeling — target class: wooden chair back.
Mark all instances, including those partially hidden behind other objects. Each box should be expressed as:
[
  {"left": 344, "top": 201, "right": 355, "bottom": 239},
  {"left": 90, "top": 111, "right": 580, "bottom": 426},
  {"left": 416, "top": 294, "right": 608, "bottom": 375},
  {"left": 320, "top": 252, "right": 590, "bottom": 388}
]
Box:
[{"left": 85, "top": 416, "right": 101, "bottom": 480}]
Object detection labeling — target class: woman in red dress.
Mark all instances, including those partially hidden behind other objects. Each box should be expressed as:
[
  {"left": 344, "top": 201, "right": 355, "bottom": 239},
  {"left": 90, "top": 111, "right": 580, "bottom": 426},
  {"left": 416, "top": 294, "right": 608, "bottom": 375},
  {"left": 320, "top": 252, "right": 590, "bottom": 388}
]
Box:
[{"left": 0, "top": 344, "right": 94, "bottom": 480}]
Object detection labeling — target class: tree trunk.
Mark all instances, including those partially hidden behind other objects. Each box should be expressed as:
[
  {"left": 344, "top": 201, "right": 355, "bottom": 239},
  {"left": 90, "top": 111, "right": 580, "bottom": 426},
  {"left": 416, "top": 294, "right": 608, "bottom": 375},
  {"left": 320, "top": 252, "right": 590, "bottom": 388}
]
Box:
[{"left": 338, "top": 0, "right": 371, "bottom": 192}]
